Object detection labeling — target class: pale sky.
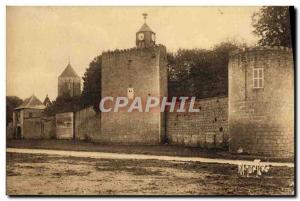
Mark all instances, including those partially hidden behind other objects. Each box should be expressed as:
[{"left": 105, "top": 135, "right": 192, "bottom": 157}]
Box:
[{"left": 7, "top": 6, "right": 260, "bottom": 101}]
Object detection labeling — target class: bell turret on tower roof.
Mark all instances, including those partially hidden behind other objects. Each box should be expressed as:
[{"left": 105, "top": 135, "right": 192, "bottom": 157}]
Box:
[
  {"left": 136, "top": 13, "right": 156, "bottom": 48},
  {"left": 138, "top": 23, "right": 153, "bottom": 32}
]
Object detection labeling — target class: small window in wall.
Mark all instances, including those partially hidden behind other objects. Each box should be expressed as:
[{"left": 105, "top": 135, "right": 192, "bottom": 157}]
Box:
[
  {"left": 127, "top": 88, "right": 134, "bottom": 99},
  {"left": 28, "top": 112, "right": 33, "bottom": 118},
  {"left": 253, "top": 68, "right": 264, "bottom": 89}
]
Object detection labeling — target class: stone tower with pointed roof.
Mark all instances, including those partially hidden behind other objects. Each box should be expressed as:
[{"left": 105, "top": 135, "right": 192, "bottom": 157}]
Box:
[
  {"left": 58, "top": 62, "right": 81, "bottom": 97},
  {"left": 100, "top": 14, "right": 167, "bottom": 145}
]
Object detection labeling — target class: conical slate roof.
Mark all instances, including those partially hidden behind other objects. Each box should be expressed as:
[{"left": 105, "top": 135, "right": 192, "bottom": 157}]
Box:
[
  {"left": 59, "top": 63, "right": 80, "bottom": 78},
  {"left": 138, "top": 23, "right": 153, "bottom": 32},
  {"left": 15, "top": 94, "right": 45, "bottom": 110}
]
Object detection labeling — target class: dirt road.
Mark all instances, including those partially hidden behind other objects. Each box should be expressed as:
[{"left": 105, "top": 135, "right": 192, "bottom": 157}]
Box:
[
  {"left": 7, "top": 148, "right": 294, "bottom": 167},
  {"left": 6, "top": 150, "right": 294, "bottom": 195},
  {"left": 7, "top": 139, "right": 294, "bottom": 163}
]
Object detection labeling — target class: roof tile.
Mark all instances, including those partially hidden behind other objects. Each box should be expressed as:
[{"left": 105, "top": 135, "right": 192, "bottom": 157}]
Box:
[
  {"left": 15, "top": 94, "right": 45, "bottom": 110},
  {"left": 59, "top": 63, "right": 80, "bottom": 78}
]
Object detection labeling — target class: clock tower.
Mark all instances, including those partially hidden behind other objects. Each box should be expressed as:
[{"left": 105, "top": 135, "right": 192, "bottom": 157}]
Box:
[
  {"left": 101, "top": 13, "right": 167, "bottom": 145},
  {"left": 136, "top": 13, "right": 156, "bottom": 48}
]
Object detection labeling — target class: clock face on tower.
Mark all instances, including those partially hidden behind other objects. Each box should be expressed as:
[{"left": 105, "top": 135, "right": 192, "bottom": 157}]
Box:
[
  {"left": 138, "top": 33, "right": 144, "bottom": 40},
  {"left": 151, "top": 33, "right": 156, "bottom": 41}
]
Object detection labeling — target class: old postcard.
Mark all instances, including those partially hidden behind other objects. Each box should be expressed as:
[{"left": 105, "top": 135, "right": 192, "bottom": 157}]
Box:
[{"left": 6, "top": 6, "right": 294, "bottom": 196}]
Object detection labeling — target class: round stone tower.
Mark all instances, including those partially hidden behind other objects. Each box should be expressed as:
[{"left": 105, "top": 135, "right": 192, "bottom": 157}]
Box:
[{"left": 228, "top": 46, "right": 294, "bottom": 158}]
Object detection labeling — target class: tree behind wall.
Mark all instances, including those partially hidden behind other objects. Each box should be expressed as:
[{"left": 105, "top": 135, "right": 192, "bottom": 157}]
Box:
[
  {"left": 167, "top": 41, "right": 241, "bottom": 99},
  {"left": 252, "top": 6, "right": 292, "bottom": 48},
  {"left": 43, "top": 94, "right": 83, "bottom": 116},
  {"left": 81, "top": 55, "right": 102, "bottom": 113},
  {"left": 6, "top": 96, "right": 23, "bottom": 125}
]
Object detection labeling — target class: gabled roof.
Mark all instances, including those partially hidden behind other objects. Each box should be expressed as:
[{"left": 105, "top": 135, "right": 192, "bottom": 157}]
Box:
[
  {"left": 15, "top": 94, "right": 45, "bottom": 110},
  {"left": 138, "top": 23, "right": 154, "bottom": 32},
  {"left": 59, "top": 63, "right": 80, "bottom": 78},
  {"left": 43, "top": 95, "right": 52, "bottom": 106}
]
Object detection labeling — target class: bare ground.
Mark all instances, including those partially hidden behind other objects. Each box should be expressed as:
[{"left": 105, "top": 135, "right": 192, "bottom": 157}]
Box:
[
  {"left": 6, "top": 152, "right": 294, "bottom": 196},
  {"left": 7, "top": 139, "right": 294, "bottom": 162}
]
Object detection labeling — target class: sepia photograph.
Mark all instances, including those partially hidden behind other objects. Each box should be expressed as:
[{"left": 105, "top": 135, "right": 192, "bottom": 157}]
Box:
[{"left": 6, "top": 6, "right": 295, "bottom": 196}]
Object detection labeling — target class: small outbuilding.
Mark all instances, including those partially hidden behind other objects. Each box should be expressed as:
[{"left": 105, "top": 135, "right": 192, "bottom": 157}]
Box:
[{"left": 13, "top": 94, "right": 45, "bottom": 139}]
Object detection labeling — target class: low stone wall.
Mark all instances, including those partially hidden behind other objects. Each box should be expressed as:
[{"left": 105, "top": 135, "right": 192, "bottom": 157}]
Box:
[
  {"left": 42, "top": 116, "right": 56, "bottom": 139},
  {"left": 74, "top": 106, "right": 101, "bottom": 141},
  {"left": 74, "top": 98, "right": 228, "bottom": 148},
  {"left": 56, "top": 112, "right": 74, "bottom": 139},
  {"left": 166, "top": 96, "right": 228, "bottom": 148}
]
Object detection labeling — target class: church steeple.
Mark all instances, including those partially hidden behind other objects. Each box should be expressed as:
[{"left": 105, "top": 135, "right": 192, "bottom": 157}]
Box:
[
  {"left": 58, "top": 61, "right": 81, "bottom": 97},
  {"left": 136, "top": 13, "right": 156, "bottom": 48}
]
